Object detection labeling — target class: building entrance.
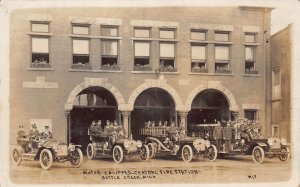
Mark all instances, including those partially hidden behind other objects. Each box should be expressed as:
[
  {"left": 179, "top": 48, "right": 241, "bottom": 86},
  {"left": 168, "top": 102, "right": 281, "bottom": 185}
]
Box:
[
  {"left": 187, "top": 89, "right": 230, "bottom": 126},
  {"left": 69, "top": 86, "right": 119, "bottom": 153},
  {"left": 131, "top": 88, "right": 176, "bottom": 139}
]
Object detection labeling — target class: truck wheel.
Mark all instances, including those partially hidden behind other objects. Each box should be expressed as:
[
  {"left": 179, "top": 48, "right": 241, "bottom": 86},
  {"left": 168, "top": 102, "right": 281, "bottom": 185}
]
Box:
[
  {"left": 252, "top": 146, "right": 265, "bottom": 164},
  {"left": 147, "top": 143, "right": 156, "bottom": 159},
  {"left": 181, "top": 145, "right": 193, "bottom": 163},
  {"left": 87, "top": 143, "right": 95, "bottom": 160},
  {"left": 40, "top": 149, "right": 53, "bottom": 170},
  {"left": 140, "top": 145, "right": 150, "bottom": 161},
  {"left": 12, "top": 145, "right": 24, "bottom": 166},
  {"left": 279, "top": 147, "right": 290, "bottom": 162},
  {"left": 70, "top": 148, "right": 83, "bottom": 167},
  {"left": 207, "top": 145, "right": 218, "bottom": 161},
  {"left": 113, "top": 145, "right": 124, "bottom": 163}
]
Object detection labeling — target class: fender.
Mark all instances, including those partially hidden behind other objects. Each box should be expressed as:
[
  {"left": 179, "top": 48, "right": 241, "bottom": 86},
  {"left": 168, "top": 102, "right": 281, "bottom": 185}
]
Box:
[
  {"left": 145, "top": 137, "right": 171, "bottom": 152},
  {"left": 256, "top": 142, "right": 268, "bottom": 147}
]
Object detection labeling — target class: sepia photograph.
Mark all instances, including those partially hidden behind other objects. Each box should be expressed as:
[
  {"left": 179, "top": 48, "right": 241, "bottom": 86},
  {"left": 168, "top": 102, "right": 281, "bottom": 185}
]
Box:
[{"left": 0, "top": 0, "right": 299, "bottom": 186}]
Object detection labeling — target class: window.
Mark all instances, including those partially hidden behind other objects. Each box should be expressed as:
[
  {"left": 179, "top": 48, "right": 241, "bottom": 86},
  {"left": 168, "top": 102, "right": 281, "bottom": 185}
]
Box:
[
  {"left": 134, "top": 28, "right": 150, "bottom": 38},
  {"left": 31, "top": 37, "right": 49, "bottom": 65},
  {"left": 244, "top": 110, "right": 257, "bottom": 121},
  {"left": 159, "top": 29, "right": 175, "bottom": 39},
  {"left": 272, "top": 125, "right": 279, "bottom": 138},
  {"left": 159, "top": 43, "right": 175, "bottom": 71},
  {"left": 72, "top": 25, "right": 89, "bottom": 35},
  {"left": 72, "top": 39, "right": 89, "bottom": 65},
  {"left": 272, "top": 69, "right": 281, "bottom": 100},
  {"left": 32, "top": 23, "right": 49, "bottom": 33},
  {"left": 215, "top": 46, "right": 230, "bottom": 72},
  {"left": 134, "top": 42, "right": 151, "bottom": 71},
  {"left": 101, "top": 40, "right": 119, "bottom": 69},
  {"left": 245, "top": 34, "right": 258, "bottom": 74},
  {"left": 215, "top": 32, "right": 229, "bottom": 42},
  {"left": 273, "top": 69, "right": 280, "bottom": 85},
  {"left": 191, "top": 45, "right": 206, "bottom": 72},
  {"left": 191, "top": 30, "right": 206, "bottom": 40},
  {"left": 101, "top": 26, "right": 118, "bottom": 37}
]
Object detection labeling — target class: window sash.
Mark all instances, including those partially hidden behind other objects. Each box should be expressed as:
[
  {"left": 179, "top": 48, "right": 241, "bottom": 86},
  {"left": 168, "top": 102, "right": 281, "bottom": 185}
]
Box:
[
  {"left": 73, "top": 26, "right": 89, "bottom": 35},
  {"left": 101, "top": 41, "right": 118, "bottom": 56},
  {"left": 73, "top": 39, "right": 89, "bottom": 54},
  {"left": 245, "top": 34, "right": 256, "bottom": 43},
  {"left": 191, "top": 46, "right": 206, "bottom": 60},
  {"left": 101, "top": 27, "right": 118, "bottom": 37},
  {"left": 159, "top": 30, "right": 175, "bottom": 39},
  {"left": 215, "top": 33, "right": 229, "bottom": 42},
  {"left": 215, "top": 46, "right": 229, "bottom": 61},
  {"left": 245, "top": 47, "right": 255, "bottom": 61},
  {"left": 191, "top": 31, "right": 206, "bottom": 40},
  {"left": 32, "top": 23, "right": 49, "bottom": 33},
  {"left": 32, "top": 37, "right": 49, "bottom": 53},
  {"left": 134, "top": 42, "right": 150, "bottom": 57},
  {"left": 134, "top": 29, "right": 150, "bottom": 38},
  {"left": 160, "top": 43, "right": 175, "bottom": 58}
]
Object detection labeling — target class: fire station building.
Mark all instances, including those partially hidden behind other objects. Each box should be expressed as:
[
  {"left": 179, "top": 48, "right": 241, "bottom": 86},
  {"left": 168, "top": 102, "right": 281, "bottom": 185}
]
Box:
[{"left": 10, "top": 6, "right": 274, "bottom": 150}]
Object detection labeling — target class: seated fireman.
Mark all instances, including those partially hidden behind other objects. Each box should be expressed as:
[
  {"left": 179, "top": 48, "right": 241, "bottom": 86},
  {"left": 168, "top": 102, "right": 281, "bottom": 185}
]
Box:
[
  {"left": 90, "top": 120, "right": 103, "bottom": 135},
  {"left": 41, "top": 125, "right": 53, "bottom": 139},
  {"left": 28, "top": 124, "right": 40, "bottom": 141},
  {"left": 16, "top": 124, "right": 27, "bottom": 140},
  {"left": 239, "top": 119, "right": 251, "bottom": 142}
]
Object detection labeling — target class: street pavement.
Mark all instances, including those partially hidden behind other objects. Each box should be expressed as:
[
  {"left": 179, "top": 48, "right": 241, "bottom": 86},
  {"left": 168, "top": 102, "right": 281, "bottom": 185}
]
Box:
[{"left": 9, "top": 155, "right": 291, "bottom": 184}]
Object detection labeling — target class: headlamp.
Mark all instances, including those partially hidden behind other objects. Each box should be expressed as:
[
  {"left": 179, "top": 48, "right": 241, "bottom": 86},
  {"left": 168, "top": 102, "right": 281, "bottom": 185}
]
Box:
[{"left": 68, "top": 144, "right": 75, "bottom": 151}]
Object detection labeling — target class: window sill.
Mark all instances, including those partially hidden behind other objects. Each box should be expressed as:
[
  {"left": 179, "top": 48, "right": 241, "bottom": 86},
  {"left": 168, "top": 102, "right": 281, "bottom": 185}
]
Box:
[
  {"left": 161, "top": 72, "right": 179, "bottom": 75},
  {"left": 214, "top": 41, "right": 234, "bottom": 45},
  {"left": 188, "top": 40, "right": 210, "bottom": 44},
  {"left": 188, "top": 72, "right": 233, "bottom": 76},
  {"left": 131, "top": 71, "right": 156, "bottom": 74},
  {"left": 243, "top": 43, "right": 260, "bottom": 46},
  {"left": 28, "top": 32, "right": 53, "bottom": 36},
  {"left": 243, "top": 74, "right": 261, "bottom": 77},
  {"left": 69, "top": 69, "right": 92, "bottom": 72},
  {"left": 94, "top": 70, "right": 122, "bottom": 73},
  {"left": 27, "top": 67, "right": 54, "bottom": 71}
]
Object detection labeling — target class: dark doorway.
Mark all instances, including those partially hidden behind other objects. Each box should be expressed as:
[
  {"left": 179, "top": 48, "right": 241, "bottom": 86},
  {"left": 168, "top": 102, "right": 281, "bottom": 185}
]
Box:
[
  {"left": 187, "top": 89, "right": 230, "bottom": 127},
  {"left": 131, "top": 88, "right": 176, "bottom": 139},
  {"left": 69, "top": 86, "right": 118, "bottom": 154}
]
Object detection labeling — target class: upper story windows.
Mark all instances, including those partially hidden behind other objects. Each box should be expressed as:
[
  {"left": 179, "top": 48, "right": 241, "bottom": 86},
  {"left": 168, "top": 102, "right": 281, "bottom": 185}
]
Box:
[
  {"left": 134, "top": 28, "right": 150, "bottom": 38},
  {"left": 30, "top": 22, "right": 51, "bottom": 68},
  {"left": 72, "top": 25, "right": 89, "bottom": 35},
  {"left": 190, "top": 30, "right": 206, "bottom": 41},
  {"left": 159, "top": 29, "right": 177, "bottom": 72},
  {"left": 133, "top": 28, "right": 151, "bottom": 71},
  {"left": 159, "top": 29, "right": 175, "bottom": 39},
  {"left": 244, "top": 33, "right": 258, "bottom": 75},
  {"left": 214, "top": 31, "right": 231, "bottom": 73},
  {"left": 215, "top": 32, "right": 229, "bottom": 42},
  {"left": 101, "top": 26, "right": 118, "bottom": 37}
]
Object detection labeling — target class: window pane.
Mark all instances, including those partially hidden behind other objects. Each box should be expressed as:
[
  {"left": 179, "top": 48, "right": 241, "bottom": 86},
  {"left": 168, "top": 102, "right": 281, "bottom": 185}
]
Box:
[
  {"left": 191, "top": 31, "right": 206, "bottom": 40},
  {"left": 134, "top": 29, "right": 150, "bottom": 38},
  {"left": 160, "top": 43, "right": 175, "bottom": 58},
  {"left": 32, "top": 37, "right": 49, "bottom": 53},
  {"left": 245, "top": 34, "right": 255, "bottom": 43},
  {"left": 215, "top": 46, "right": 229, "bottom": 60},
  {"left": 134, "top": 42, "right": 150, "bottom": 56},
  {"left": 192, "top": 46, "right": 206, "bottom": 60},
  {"left": 73, "top": 26, "right": 89, "bottom": 35},
  {"left": 215, "top": 33, "right": 229, "bottom": 41},
  {"left": 245, "top": 110, "right": 256, "bottom": 120},
  {"left": 273, "top": 70, "right": 280, "bottom": 85},
  {"left": 160, "top": 30, "right": 175, "bottom": 39},
  {"left": 245, "top": 47, "right": 254, "bottom": 61},
  {"left": 101, "top": 41, "right": 118, "bottom": 56},
  {"left": 73, "top": 40, "right": 89, "bottom": 54},
  {"left": 32, "top": 23, "right": 49, "bottom": 33},
  {"left": 101, "top": 27, "right": 118, "bottom": 37}
]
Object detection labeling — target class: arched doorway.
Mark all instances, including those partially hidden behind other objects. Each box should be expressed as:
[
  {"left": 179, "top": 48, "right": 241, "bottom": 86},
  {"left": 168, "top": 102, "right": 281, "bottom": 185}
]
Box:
[
  {"left": 187, "top": 89, "right": 230, "bottom": 126},
  {"left": 70, "top": 86, "right": 119, "bottom": 153},
  {"left": 131, "top": 88, "right": 176, "bottom": 139}
]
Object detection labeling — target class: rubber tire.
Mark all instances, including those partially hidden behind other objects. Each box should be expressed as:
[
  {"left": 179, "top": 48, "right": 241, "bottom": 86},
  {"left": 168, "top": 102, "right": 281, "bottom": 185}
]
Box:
[
  {"left": 86, "top": 143, "right": 95, "bottom": 160},
  {"left": 207, "top": 145, "right": 218, "bottom": 161},
  {"left": 181, "top": 145, "right": 193, "bottom": 163},
  {"left": 252, "top": 146, "right": 265, "bottom": 164},
  {"left": 12, "top": 145, "right": 23, "bottom": 166},
  {"left": 279, "top": 147, "right": 290, "bottom": 163},
  {"left": 140, "top": 145, "right": 150, "bottom": 161},
  {"left": 113, "top": 145, "right": 124, "bottom": 163},
  {"left": 147, "top": 143, "right": 156, "bottom": 159},
  {"left": 70, "top": 148, "right": 83, "bottom": 168},
  {"left": 39, "top": 149, "right": 53, "bottom": 170}
]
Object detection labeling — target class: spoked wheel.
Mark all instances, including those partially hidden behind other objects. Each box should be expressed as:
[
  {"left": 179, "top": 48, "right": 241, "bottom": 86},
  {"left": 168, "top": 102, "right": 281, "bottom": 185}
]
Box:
[
  {"left": 113, "top": 145, "right": 124, "bottom": 163},
  {"left": 39, "top": 149, "right": 53, "bottom": 170},
  {"left": 147, "top": 143, "right": 156, "bottom": 159},
  {"left": 207, "top": 145, "right": 218, "bottom": 161},
  {"left": 252, "top": 146, "right": 265, "bottom": 164},
  {"left": 70, "top": 148, "right": 83, "bottom": 168},
  {"left": 279, "top": 147, "right": 290, "bottom": 163},
  {"left": 181, "top": 145, "right": 193, "bottom": 163},
  {"left": 86, "top": 143, "right": 95, "bottom": 160},
  {"left": 140, "top": 145, "right": 150, "bottom": 161},
  {"left": 12, "top": 145, "right": 23, "bottom": 166}
]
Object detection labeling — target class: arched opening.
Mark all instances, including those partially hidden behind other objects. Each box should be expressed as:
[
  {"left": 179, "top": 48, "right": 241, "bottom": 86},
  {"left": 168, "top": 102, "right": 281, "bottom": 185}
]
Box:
[
  {"left": 187, "top": 89, "right": 230, "bottom": 127},
  {"left": 69, "top": 86, "right": 119, "bottom": 153},
  {"left": 131, "top": 88, "right": 176, "bottom": 139}
]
